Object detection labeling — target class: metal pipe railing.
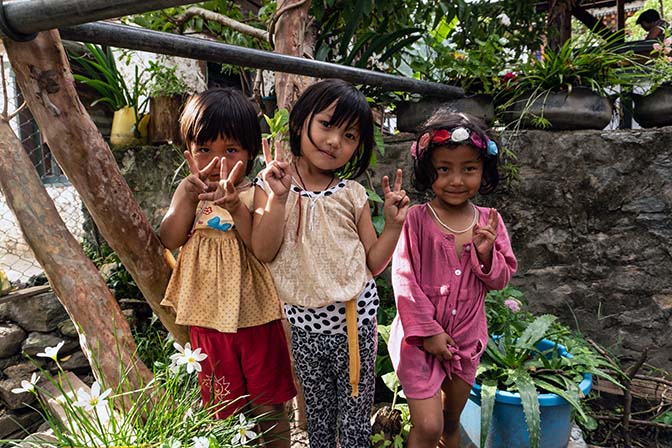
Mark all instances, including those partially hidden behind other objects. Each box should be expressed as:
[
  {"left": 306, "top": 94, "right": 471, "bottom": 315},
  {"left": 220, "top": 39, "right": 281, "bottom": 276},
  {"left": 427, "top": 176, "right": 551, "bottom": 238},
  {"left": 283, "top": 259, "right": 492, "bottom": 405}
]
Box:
[
  {"left": 60, "top": 22, "right": 464, "bottom": 99},
  {"left": 0, "top": 0, "right": 197, "bottom": 39}
]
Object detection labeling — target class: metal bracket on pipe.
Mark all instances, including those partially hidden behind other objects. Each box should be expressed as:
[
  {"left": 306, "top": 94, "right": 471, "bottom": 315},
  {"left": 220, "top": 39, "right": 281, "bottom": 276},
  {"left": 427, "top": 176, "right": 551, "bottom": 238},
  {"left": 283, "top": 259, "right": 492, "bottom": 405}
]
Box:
[{"left": 0, "top": 0, "right": 36, "bottom": 41}]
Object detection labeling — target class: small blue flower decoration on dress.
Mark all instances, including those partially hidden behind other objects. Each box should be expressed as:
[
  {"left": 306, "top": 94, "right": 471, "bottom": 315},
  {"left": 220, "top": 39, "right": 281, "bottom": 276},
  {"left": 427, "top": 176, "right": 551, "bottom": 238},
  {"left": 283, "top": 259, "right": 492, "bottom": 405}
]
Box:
[
  {"left": 487, "top": 140, "right": 499, "bottom": 156},
  {"left": 207, "top": 217, "right": 233, "bottom": 232}
]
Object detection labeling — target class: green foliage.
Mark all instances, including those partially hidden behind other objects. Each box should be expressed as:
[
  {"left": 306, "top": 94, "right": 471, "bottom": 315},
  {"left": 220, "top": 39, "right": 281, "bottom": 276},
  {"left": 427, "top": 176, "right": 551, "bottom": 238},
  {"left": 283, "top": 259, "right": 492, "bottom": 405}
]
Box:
[
  {"left": 70, "top": 44, "right": 149, "bottom": 122},
  {"left": 147, "top": 61, "right": 190, "bottom": 97},
  {"left": 639, "top": 38, "right": 672, "bottom": 94},
  {"left": 262, "top": 108, "right": 289, "bottom": 149},
  {"left": 4, "top": 336, "right": 259, "bottom": 447},
  {"left": 479, "top": 286, "right": 624, "bottom": 448}
]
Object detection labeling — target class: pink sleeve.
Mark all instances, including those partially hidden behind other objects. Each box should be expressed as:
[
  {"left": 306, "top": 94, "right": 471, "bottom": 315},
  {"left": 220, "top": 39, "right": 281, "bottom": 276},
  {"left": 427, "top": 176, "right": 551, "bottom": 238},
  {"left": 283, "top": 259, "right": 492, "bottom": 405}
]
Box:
[
  {"left": 392, "top": 210, "right": 445, "bottom": 346},
  {"left": 470, "top": 211, "right": 518, "bottom": 291}
]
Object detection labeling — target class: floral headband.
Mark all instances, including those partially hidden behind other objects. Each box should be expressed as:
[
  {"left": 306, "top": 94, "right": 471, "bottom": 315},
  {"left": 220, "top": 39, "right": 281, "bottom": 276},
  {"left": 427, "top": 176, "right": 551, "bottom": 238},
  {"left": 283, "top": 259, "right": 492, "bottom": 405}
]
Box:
[{"left": 410, "top": 127, "right": 499, "bottom": 160}]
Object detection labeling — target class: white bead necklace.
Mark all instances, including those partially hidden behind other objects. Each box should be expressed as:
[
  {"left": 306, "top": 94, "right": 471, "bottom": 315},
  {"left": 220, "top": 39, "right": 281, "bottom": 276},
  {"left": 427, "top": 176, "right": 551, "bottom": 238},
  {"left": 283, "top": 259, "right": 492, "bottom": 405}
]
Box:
[{"left": 426, "top": 203, "right": 477, "bottom": 234}]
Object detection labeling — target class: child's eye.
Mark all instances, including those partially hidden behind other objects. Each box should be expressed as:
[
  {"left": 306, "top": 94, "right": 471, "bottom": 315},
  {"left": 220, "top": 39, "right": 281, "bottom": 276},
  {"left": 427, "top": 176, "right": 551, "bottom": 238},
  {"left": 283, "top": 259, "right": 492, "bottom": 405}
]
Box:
[
  {"left": 197, "top": 147, "right": 209, "bottom": 154},
  {"left": 320, "top": 120, "right": 332, "bottom": 128},
  {"left": 464, "top": 166, "right": 478, "bottom": 173},
  {"left": 226, "top": 147, "right": 238, "bottom": 154},
  {"left": 436, "top": 167, "right": 449, "bottom": 173},
  {"left": 345, "top": 132, "right": 358, "bottom": 141}
]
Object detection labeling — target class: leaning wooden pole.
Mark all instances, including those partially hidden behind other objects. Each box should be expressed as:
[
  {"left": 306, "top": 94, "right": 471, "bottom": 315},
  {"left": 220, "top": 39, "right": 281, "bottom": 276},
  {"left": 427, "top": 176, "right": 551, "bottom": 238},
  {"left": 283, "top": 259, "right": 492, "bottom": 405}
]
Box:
[
  {"left": 0, "top": 119, "right": 152, "bottom": 391},
  {"left": 3, "top": 30, "right": 189, "bottom": 344}
]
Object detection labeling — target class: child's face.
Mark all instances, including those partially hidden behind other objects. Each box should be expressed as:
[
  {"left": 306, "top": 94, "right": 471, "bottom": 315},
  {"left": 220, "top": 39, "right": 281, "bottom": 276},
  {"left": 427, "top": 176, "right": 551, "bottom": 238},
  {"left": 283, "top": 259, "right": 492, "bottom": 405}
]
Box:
[
  {"left": 430, "top": 145, "right": 483, "bottom": 207},
  {"left": 301, "top": 101, "right": 361, "bottom": 172},
  {"left": 189, "top": 136, "right": 250, "bottom": 184}
]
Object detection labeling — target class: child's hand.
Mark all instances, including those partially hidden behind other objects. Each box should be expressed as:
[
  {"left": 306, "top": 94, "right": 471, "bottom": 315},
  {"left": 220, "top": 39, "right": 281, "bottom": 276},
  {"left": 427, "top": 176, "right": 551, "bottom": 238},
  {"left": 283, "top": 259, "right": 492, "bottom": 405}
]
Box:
[
  {"left": 423, "top": 332, "right": 457, "bottom": 361},
  {"left": 260, "top": 138, "right": 291, "bottom": 199},
  {"left": 473, "top": 208, "right": 498, "bottom": 270},
  {"left": 182, "top": 151, "right": 219, "bottom": 203},
  {"left": 382, "top": 169, "right": 410, "bottom": 228},
  {"left": 198, "top": 158, "right": 245, "bottom": 212}
]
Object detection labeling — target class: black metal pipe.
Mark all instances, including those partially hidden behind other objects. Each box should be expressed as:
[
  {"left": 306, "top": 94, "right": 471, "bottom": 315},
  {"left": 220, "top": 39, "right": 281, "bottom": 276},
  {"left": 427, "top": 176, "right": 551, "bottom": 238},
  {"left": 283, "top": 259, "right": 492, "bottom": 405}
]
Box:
[
  {"left": 59, "top": 22, "right": 463, "bottom": 99},
  {"left": 3, "top": 0, "right": 197, "bottom": 35}
]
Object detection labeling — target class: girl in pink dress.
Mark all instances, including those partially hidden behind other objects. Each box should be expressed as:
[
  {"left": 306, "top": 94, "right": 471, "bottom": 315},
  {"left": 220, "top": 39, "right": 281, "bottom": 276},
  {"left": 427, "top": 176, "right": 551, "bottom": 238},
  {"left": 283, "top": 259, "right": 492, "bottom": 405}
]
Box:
[{"left": 388, "top": 111, "right": 517, "bottom": 448}]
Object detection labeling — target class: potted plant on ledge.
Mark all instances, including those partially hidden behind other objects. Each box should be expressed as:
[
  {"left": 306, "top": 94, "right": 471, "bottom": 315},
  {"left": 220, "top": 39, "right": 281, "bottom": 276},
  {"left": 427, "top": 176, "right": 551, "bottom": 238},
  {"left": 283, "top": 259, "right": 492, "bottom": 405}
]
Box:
[
  {"left": 147, "top": 61, "right": 190, "bottom": 145},
  {"left": 633, "top": 37, "right": 672, "bottom": 128},
  {"left": 71, "top": 44, "right": 149, "bottom": 146},
  {"left": 500, "top": 34, "right": 642, "bottom": 131},
  {"left": 461, "top": 287, "right": 621, "bottom": 448}
]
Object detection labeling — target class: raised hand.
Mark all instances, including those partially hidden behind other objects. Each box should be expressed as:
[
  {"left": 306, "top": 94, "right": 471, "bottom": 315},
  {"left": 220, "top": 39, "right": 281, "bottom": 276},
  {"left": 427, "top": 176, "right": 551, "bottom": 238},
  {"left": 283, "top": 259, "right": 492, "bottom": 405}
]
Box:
[
  {"left": 422, "top": 332, "right": 457, "bottom": 361},
  {"left": 382, "top": 169, "right": 410, "bottom": 227},
  {"left": 473, "top": 208, "right": 498, "bottom": 268},
  {"left": 260, "top": 137, "right": 291, "bottom": 198},
  {"left": 198, "top": 157, "right": 246, "bottom": 212},
  {"left": 182, "top": 151, "right": 219, "bottom": 203}
]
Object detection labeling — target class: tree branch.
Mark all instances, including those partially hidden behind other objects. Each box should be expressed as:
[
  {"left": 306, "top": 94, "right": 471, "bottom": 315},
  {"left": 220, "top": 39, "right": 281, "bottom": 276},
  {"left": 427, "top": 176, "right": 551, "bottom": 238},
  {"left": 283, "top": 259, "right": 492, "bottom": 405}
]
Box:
[{"left": 176, "top": 6, "right": 269, "bottom": 42}]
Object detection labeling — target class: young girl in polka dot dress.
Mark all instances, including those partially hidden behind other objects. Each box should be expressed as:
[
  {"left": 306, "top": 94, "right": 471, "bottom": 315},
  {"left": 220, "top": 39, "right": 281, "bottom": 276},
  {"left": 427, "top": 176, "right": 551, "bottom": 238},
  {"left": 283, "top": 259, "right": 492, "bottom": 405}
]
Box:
[
  {"left": 252, "top": 79, "right": 410, "bottom": 448},
  {"left": 388, "top": 111, "right": 518, "bottom": 448},
  {"left": 160, "top": 88, "right": 296, "bottom": 447}
]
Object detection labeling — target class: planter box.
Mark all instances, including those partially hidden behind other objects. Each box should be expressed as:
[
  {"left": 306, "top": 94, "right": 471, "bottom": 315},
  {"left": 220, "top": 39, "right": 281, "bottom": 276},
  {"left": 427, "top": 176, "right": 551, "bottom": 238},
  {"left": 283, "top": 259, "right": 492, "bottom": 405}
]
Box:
[
  {"left": 633, "top": 85, "right": 672, "bottom": 128},
  {"left": 396, "top": 95, "right": 494, "bottom": 132},
  {"left": 460, "top": 338, "right": 593, "bottom": 448},
  {"left": 502, "top": 87, "right": 612, "bottom": 130}
]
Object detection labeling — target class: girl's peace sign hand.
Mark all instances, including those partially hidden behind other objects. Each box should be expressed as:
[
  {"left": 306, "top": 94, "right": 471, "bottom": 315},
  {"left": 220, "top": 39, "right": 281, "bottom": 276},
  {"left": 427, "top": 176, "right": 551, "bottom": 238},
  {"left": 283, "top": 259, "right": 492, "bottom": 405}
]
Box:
[
  {"left": 382, "top": 169, "right": 410, "bottom": 228},
  {"left": 198, "top": 157, "right": 246, "bottom": 212},
  {"left": 473, "top": 208, "right": 499, "bottom": 268},
  {"left": 260, "top": 138, "right": 291, "bottom": 199},
  {"left": 182, "top": 151, "right": 219, "bottom": 203}
]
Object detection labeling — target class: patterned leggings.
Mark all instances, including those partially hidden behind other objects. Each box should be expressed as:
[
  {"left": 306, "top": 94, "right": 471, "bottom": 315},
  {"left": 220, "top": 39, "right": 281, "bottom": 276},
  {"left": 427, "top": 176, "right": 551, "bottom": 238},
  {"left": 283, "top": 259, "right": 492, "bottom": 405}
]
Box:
[{"left": 290, "top": 319, "right": 377, "bottom": 448}]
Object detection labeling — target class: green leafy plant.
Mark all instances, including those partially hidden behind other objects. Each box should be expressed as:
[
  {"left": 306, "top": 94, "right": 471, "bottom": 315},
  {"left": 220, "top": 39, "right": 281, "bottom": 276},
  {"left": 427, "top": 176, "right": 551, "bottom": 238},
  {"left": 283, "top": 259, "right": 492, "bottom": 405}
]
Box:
[
  {"left": 477, "top": 287, "right": 623, "bottom": 448},
  {"left": 4, "top": 335, "right": 262, "bottom": 447},
  {"left": 147, "top": 61, "right": 190, "bottom": 98},
  {"left": 71, "top": 44, "right": 149, "bottom": 131},
  {"left": 498, "top": 33, "right": 645, "bottom": 128},
  {"left": 639, "top": 37, "right": 672, "bottom": 94}
]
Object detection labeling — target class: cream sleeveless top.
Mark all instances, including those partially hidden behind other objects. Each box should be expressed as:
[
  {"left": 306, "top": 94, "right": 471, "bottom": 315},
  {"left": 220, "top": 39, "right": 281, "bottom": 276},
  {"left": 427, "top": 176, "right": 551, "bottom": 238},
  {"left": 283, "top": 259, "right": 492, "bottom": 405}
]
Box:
[{"left": 255, "top": 178, "right": 371, "bottom": 308}]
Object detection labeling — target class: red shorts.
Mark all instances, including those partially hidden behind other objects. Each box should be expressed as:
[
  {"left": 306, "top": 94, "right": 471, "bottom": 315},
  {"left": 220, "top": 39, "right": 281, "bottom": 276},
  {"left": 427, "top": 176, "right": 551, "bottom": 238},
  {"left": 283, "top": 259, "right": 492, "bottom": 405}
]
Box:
[{"left": 190, "top": 319, "right": 296, "bottom": 419}]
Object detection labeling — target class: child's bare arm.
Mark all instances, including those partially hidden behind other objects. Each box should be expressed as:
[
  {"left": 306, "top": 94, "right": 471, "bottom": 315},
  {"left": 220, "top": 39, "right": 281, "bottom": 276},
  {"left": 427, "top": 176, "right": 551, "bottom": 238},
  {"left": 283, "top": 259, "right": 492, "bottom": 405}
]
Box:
[
  {"left": 251, "top": 139, "right": 291, "bottom": 262},
  {"left": 160, "top": 152, "right": 218, "bottom": 250},
  {"left": 160, "top": 178, "right": 203, "bottom": 250},
  {"left": 358, "top": 169, "right": 410, "bottom": 276}
]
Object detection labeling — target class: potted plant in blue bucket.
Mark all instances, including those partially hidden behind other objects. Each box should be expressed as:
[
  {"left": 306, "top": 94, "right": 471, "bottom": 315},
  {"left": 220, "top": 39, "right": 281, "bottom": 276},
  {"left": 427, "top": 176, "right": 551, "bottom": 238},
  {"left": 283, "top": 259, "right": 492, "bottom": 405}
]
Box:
[{"left": 461, "top": 287, "right": 621, "bottom": 448}]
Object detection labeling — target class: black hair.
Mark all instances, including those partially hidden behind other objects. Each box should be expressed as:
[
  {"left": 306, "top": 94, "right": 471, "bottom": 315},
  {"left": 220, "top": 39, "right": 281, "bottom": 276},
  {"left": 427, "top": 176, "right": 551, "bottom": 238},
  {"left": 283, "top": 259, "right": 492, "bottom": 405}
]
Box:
[
  {"left": 289, "top": 79, "right": 374, "bottom": 179},
  {"left": 412, "top": 111, "right": 499, "bottom": 195},
  {"left": 637, "top": 9, "right": 661, "bottom": 24},
  {"left": 180, "top": 88, "right": 261, "bottom": 174}
]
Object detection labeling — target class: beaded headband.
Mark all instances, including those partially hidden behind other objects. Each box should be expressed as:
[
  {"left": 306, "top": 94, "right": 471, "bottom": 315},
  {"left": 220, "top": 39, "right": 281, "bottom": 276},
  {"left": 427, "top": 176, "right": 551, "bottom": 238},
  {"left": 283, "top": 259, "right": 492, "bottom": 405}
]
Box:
[{"left": 410, "top": 127, "right": 499, "bottom": 160}]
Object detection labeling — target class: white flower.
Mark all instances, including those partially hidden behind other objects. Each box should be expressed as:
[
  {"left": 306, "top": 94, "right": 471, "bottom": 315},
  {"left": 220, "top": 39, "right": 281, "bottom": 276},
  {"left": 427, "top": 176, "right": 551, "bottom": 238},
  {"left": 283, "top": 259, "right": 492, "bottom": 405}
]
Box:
[
  {"left": 498, "top": 37, "right": 509, "bottom": 46},
  {"left": 497, "top": 12, "right": 511, "bottom": 27},
  {"left": 451, "top": 127, "right": 470, "bottom": 142},
  {"left": 11, "top": 372, "right": 39, "bottom": 394},
  {"left": 232, "top": 414, "right": 258, "bottom": 445},
  {"left": 171, "top": 342, "right": 207, "bottom": 374},
  {"left": 73, "top": 381, "right": 112, "bottom": 422},
  {"left": 183, "top": 407, "right": 195, "bottom": 422},
  {"left": 36, "top": 341, "right": 65, "bottom": 361},
  {"left": 192, "top": 436, "right": 210, "bottom": 448}
]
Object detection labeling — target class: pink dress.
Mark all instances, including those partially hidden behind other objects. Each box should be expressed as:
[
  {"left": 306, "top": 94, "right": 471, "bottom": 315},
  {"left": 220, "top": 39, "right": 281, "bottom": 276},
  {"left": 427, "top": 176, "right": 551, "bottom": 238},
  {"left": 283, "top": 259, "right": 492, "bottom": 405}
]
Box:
[{"left": 388, "top": 204, "right": 517, "bottom": 399}]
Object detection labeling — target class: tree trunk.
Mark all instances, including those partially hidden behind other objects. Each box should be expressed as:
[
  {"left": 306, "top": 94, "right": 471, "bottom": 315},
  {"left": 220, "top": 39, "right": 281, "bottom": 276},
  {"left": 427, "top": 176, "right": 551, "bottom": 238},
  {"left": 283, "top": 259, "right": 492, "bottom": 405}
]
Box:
[
  {"left": 273, "top": 0, "right": 314, "bottom": 113},
  {"left": 3, "top": 30, "right": 189, "bottom": 345},
  {"left": 0, "top": 119, "right": 152, "bottom": 392}
]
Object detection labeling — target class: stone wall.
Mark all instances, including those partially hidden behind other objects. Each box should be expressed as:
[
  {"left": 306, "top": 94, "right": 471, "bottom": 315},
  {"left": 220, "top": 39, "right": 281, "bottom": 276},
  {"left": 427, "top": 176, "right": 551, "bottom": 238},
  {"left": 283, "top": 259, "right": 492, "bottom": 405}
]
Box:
[
  {"left": 0, "top": 287, "right": 91, "bottom": 439},
  {"left": 376, "top": 127, "right": 672, "bottom": 371}
]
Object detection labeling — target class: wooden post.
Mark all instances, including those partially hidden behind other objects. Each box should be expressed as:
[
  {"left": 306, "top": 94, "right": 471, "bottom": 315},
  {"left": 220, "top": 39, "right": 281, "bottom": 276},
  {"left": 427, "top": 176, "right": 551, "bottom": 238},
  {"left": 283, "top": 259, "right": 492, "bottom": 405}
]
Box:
[
  {"left": 3, "top": 30, "right": 189, "bottom": 345},
  {"left": 0, "top": 117, "right": 152, "bottom": 392},
  {"left": 547, "top": 0, "right": 573, "bottom": 49}
]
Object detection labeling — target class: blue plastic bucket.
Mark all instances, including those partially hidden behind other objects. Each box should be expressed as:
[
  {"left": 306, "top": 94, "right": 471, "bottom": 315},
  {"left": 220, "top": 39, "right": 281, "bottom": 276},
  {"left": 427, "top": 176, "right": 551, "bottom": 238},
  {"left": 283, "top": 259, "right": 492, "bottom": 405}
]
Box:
[{"left": 460, "top": 338, "right": 593, "bottom": 448}]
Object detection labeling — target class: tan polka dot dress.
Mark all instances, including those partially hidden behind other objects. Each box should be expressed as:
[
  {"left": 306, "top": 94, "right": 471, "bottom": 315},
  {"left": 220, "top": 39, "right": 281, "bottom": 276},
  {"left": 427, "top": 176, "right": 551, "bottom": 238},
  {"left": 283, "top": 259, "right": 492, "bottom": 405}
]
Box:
[{"left": 161, "top": 187, "right": 282, "bottom": 332}]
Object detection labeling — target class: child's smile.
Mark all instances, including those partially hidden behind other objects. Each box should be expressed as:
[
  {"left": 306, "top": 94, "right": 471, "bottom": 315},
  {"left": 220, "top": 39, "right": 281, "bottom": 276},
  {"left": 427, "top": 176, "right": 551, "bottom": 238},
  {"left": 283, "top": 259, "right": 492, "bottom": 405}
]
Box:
[{"left": 431, "top": 145, "right": 484, "bottom": 208}]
